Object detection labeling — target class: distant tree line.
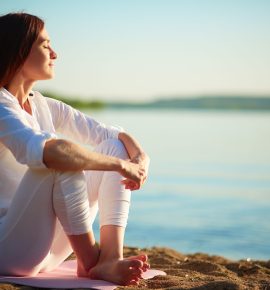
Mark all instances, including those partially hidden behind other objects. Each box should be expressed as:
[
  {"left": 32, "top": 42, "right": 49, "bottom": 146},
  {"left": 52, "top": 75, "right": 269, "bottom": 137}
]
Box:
[
  {"left": 42, "top": 91, "right": 106, "bottom": 109},
  {"left": 42, "top": 91, "right": 270, "bottom": 111}
]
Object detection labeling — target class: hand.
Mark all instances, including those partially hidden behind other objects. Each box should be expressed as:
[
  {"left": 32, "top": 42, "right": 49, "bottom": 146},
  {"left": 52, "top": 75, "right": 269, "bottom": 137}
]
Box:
[
  {"left": 119, "top": 160, "right": 146, "bottom": 191},
  {"left": 131, "top": 153, "right": 150, "bottom": 181},
  {"left": 121, "top": 153, "right": 150, "bottom": 191}
]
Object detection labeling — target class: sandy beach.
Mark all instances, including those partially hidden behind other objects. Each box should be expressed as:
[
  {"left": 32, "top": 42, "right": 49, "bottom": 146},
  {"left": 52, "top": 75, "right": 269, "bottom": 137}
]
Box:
[{"left": 0, "top": 246, "right": 269, "bottom": 290}]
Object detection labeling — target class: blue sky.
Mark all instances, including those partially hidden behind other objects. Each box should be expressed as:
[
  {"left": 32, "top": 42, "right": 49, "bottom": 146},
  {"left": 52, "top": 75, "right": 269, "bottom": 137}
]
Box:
[{"left": 1, "top": 0, "right": 270, "bottom": 101}]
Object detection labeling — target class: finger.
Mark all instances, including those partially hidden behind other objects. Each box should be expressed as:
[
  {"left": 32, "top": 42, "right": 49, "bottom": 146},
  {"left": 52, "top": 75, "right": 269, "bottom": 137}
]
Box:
[
  {"left": 128, "top": 182, "right": 139, "bottom": 191},
  {"left": 124, "top": 180, "right": 139, "bottom": 190},
  {"left": 122, "top": 176, "right": 144, "bottom": 190},
  {"left": 121, "top": 179, "right": 129, "bottom": 185},
  {"left": 121, "top": 179, "right": 136, "bottom": 186},
  {"left": 133, "top": 183, "right": 141, "bottom": 190},
  {"left": 130, "top": 183, "right": 139, "bottom": 190}
]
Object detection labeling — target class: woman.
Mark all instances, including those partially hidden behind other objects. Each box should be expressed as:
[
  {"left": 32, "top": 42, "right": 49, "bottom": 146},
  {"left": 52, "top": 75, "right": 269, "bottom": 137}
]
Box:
[{"left": 0, "top": 12, "right": 150, "bottom": 286}]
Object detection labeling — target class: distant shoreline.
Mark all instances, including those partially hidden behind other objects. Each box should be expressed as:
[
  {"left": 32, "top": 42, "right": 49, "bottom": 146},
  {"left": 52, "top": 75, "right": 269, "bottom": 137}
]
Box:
[{"left": 42, "top": 91, "right": 270, "bottom": 111}]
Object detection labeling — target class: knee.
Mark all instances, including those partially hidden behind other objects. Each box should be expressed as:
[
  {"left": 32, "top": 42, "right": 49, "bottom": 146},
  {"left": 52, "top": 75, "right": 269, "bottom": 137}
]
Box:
[
  {"left": 54, "top": 170, "right": 86, "bottom": 184},
  {"left": 95, "top": 139, "right": 129, "bottom": 159},
  {"left": 53, "top": 170, "right": 91, "bottom": 235}
]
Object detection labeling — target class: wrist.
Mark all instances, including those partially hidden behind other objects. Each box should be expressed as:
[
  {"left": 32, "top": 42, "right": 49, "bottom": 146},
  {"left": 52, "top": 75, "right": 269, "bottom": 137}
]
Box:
[{"left": 116, "top": 158, "right": 125, "bottom": 173}]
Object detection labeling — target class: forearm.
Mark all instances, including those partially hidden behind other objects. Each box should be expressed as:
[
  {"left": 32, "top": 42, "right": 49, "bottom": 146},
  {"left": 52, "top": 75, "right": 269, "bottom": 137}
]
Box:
[
  {"left": 118, "top": 132, "right": 149, "bottom": 190},
  {"left": 118, "top": 132, "right": 147, "bottom": 161},
  {"left": 43, "top": 138, "right": 122, "bottom": 172}
]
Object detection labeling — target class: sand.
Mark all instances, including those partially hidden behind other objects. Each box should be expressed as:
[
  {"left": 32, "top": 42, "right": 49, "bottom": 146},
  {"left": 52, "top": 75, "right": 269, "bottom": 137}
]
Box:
[{"left": 0, "top": 246, "right": 270, "bottom": 290}]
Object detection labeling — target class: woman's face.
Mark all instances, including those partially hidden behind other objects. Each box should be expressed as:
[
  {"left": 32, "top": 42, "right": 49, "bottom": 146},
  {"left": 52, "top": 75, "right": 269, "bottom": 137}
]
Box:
[{"left": 21, "top": 28, "right": 57, "bottom": 81}]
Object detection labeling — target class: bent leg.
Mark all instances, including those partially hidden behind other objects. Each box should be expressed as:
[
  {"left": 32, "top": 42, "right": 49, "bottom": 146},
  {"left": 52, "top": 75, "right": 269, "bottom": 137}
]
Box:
[
  {"left": 85, "top": 139, "right": 131, "bottom": 231},
  {"left": 51, "top": 171, "right": 99, "bottom": 274},
  {"left": 96, "top": 139, "right": 131, "bottom": 261},
  {"left": 41, "top": 170, "right": 99, "bottom": 274},
  {"left": 85, "top": 139, "right": 146, "bottom": 285}
]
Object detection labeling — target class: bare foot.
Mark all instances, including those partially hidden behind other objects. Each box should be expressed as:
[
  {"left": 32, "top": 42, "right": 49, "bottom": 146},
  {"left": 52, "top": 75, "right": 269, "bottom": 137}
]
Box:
[
  {"left": 125, "top": 254, "right": 150, "bottom": 272},
  {"left": 88, "top": 258, "right": 144, "bottom": 285},
  {"left": 77, "top": 254, "right": 149, "bottom": 278}
]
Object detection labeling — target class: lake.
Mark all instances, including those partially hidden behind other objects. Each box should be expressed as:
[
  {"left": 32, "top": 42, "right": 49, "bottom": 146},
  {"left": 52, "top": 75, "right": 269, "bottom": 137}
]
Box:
[{"left": 84, "top": 109, "right": 270, "bottom": 261}]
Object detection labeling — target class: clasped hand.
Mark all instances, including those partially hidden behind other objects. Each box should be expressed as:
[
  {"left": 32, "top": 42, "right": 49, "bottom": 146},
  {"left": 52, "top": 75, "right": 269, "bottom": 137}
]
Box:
[{"left": 120, "top": 154, "right": 150, "bottom": 191}]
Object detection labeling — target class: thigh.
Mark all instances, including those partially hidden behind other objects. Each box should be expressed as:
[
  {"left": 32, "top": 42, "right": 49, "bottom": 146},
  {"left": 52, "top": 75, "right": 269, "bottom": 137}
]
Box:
[{"left": 39, "top": 219, "right": 73, "bottom": 273}]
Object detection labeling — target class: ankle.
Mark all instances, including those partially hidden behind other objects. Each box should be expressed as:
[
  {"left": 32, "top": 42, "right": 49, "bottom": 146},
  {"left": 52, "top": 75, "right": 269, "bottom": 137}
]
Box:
[
  {"left": 98, "top": 251, "right": 123, "bottom": 264},
  {"left": 75, "top": 244, "right": 100, "bottom": 274},
  {"left": 68, "top": 232, "right": 100, "bottom": 271}
]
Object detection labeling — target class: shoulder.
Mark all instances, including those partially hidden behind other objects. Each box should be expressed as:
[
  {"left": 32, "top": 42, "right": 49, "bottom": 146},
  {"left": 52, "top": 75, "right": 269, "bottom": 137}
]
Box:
[
  {"left": 0, "top": 88, "right": 22, "bottom": 118},
  {"left": 0, "top": 87, "right": 18, "bottom": 106}
]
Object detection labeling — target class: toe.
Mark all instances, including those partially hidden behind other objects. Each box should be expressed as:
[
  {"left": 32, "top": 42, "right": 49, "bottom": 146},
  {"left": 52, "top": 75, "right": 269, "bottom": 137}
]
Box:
[
  {"left": 128, "top": 259, "right": 144, "bottom": 268},
  {"left": 128, "top": 267, "right": 143, "bottom": 276},
  {"left": 139, "top": 254, "right": 148, "bottom": 262},
  {"left": 143, "top": 262, "right": 150, "bottom": 271},
  {"left": 126, "top": 265, "right": 144, "bottom": 280},
  {"left": 126, "top": 254, "right": 148, "bottom": 262}
]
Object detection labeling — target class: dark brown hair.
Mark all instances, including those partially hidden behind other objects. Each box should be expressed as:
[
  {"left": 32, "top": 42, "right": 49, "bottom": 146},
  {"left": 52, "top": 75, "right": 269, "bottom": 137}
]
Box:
[{"left": 0, "top": 13, "right": 44, "bottom": 87}]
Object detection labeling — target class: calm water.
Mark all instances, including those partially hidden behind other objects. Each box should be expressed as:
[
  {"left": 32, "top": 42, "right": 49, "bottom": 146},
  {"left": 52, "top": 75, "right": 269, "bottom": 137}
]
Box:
[{"left": 84, "top": 109, "right": 270, "bottom": 260}]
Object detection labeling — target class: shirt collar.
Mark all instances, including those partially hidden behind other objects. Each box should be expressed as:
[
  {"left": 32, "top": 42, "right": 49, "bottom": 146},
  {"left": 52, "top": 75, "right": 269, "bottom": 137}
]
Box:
[{"left": 0, "top": 87, "right": 35, "bottom": 103}]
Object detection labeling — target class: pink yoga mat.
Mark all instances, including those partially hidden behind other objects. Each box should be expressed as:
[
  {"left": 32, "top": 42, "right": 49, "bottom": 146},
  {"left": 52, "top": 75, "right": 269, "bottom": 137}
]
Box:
[{"left": 0, "top": 260, "right": 166, "bottom": 289}]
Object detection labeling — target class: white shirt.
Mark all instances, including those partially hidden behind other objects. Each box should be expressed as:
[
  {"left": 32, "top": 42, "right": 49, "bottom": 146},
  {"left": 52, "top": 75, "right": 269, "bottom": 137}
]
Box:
[{"left": 0, "top": 87, "right": 122, "bottom": 222}]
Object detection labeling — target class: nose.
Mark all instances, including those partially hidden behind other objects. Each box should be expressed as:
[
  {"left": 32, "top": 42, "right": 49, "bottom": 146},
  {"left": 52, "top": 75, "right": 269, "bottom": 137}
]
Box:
[{"left": 50, "top": 48, "right": 57, "bottom": 60}]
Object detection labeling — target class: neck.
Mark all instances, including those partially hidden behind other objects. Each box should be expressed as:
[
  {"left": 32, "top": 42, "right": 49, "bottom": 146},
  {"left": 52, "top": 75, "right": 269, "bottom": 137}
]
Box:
[{"left": 5, "top": 75, "right": 35, "bottom": 106}]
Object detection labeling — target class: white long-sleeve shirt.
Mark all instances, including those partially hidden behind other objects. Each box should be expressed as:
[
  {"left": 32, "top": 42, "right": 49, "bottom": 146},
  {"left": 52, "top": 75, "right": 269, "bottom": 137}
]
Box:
[{"left": 0, "top": 87, "right": 122, "bottom": 223}]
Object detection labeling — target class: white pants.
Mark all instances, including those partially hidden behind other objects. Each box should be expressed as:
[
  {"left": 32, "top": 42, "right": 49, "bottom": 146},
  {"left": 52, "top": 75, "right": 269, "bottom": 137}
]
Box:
[{"left": 0, "top": 139, "right": 131, "bottom": 276}]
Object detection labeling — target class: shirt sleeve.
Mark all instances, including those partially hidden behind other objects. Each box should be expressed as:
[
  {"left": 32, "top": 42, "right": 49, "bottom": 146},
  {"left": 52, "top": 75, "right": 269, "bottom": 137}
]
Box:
[
  {"left": 46, "top": 97, "right": 124, "bottom": 146},
  {"left": 0, "top": 104, "right": 56, "bottom": 169}
]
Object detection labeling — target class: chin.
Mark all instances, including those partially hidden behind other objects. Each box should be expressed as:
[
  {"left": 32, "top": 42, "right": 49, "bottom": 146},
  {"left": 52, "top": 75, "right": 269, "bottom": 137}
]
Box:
[{"left": 45, "top": 68, "right": 55, "bottom": 79}]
